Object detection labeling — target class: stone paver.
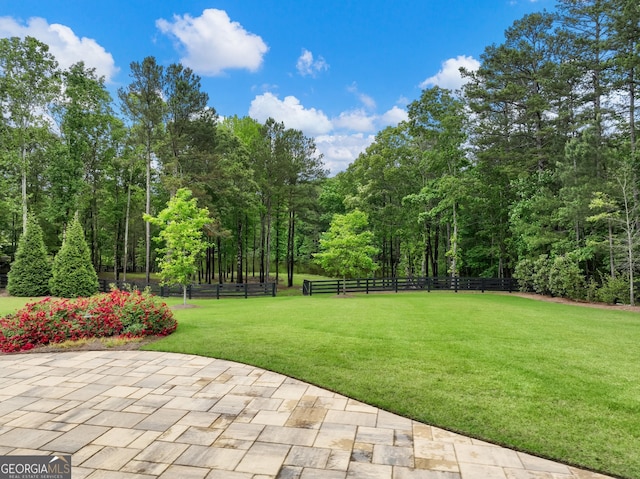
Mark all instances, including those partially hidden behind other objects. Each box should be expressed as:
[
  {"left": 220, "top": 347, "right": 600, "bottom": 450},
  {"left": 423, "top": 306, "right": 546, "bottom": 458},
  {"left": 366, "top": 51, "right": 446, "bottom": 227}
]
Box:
[{"left": 0, "top": 351, "right": 617, "bottom": 479}]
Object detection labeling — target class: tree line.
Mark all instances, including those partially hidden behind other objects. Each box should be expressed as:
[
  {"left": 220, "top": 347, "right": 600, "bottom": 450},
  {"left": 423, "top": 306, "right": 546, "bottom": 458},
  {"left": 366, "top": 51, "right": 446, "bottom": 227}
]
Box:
[
  {"left": 0, "top": 43, "right": 326, "bottom": 288},
  {"left": 1, "top": 0, "right": 639, "bottom": 303},
  {"left": 325, "top": 0, "right": 640, "bottom": 304}
]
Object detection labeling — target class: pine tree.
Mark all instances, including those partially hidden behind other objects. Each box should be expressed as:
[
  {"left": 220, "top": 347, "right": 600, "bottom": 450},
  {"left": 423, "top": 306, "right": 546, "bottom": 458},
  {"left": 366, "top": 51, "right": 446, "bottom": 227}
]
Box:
[
  {"left": 49, "top": 216, "right": 99, "bottom": 298},
  {"left": 7, "top": 215, "right": 51, "bottom": 297}
]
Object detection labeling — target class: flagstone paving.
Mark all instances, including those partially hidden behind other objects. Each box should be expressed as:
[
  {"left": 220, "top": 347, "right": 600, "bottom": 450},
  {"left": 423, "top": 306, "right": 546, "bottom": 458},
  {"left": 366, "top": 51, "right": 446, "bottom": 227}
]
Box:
[{"left": 0, "top": 351, "right": 615, "bottom": 479}]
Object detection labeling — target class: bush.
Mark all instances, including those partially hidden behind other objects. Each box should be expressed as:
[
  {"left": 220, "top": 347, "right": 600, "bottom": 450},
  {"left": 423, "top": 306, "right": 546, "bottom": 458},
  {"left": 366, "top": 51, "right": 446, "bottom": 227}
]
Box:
[
  {"left": 0, "top": 289, "right": 176, "bottom": 353},
  {"left": 548, "top": 255, "right": 586, "bottom": 300},
  {"left": 514, "top": 258, "right": 535, "bottom": 292},
  {"left": 596, "top": 276, "right": 630, "bottom": 305},
  {"left": 531, "top": 255, "right": 552, "bottom": 296},
  {"left": 7, "top": 215, "right": 51, "bottom": 297},
  {"left": 49, "top": 217, "right": 99, "bottom": 298}
]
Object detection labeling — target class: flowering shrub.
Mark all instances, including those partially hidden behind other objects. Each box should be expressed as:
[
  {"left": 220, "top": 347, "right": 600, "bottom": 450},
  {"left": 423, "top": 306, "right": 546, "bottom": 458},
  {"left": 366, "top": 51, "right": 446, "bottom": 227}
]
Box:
[{"left": 0, "top": 289, "right": 176, "bottom": 353}]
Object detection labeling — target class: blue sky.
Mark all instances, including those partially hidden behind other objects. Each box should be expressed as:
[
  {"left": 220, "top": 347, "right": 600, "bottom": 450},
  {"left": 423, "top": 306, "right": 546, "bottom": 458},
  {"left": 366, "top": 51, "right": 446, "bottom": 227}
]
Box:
[{"left": 1, "top": 0, "right": 552, "bottom": 174}]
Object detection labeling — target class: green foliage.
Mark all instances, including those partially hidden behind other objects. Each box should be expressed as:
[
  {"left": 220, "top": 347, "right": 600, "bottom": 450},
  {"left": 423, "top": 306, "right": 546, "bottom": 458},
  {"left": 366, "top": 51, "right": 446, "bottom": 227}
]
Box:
[
  {"left": 144, "top": 188, "right": 211, "bottom": 304},
  {"left": 531, "top": 255, "right": 552, "bottom": 296},
  {"left": 513, "top": 257, "right": 535, "bottom": 292},
  {"left": 0, "top": 288, "right": 176, "bottom": 352},
  {"left": 314, "top": 209, "right": 379, "bottom": 287},
  {"left": 547, "top": 254, "right": 586, "bottom": 299},
  {"left": 596, "top": 275, "right": 630, "bottom": 305},
  {"left": 49, "top": 216, "right": 99, "bottom": 298},
  {"left": 7, "top": 215, "right": 51, "bottom": 297}
]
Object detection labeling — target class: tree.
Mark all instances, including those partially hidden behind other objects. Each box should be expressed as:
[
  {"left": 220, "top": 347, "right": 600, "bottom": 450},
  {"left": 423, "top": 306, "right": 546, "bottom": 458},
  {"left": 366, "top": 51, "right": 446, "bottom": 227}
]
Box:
[
  {"left": 0, "top": 36, "right": 60, "bottom": 233},
  {"left": 407, "top": 87, "right": 469, "bottom": 277},
  {"left": 588, "top": 152, "right": 639, "bottom": 306},
  {"left": 49, "top": 215, "right": 99, "bottom": 298},
  {"left": 314, "top": 209, "right": 379, "bottom": 294},
  {"left": 144, "top": 188, "right": 211, "bottom": 305},
  {"left": 7, "top": 214, "right": 51, "bottom": 297},
  {"left": 119, "top": 57, "right": 165, "bottom": 284}
]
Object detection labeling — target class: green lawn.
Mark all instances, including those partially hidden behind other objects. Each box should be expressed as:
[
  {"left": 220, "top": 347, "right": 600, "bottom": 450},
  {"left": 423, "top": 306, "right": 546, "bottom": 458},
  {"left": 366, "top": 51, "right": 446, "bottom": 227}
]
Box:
[
  {"left": 144, "top": 293, "right": 640, "bottom": 478},
  {"left": 1, "top": 291, "right": 638, "bottom": 477}
]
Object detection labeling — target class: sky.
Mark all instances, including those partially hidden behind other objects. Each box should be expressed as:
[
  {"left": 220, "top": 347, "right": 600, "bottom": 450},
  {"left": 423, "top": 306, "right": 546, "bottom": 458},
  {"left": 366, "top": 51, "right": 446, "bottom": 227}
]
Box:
[{"left": 0, "top": 0, "right": 553, "bottom": 175}]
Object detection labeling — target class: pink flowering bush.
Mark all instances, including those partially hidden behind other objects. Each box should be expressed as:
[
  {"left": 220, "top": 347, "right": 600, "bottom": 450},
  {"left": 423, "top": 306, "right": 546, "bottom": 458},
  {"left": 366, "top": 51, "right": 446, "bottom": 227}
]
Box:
[{"left": 0, "top": 289, "right": 176, "bottom": 353}]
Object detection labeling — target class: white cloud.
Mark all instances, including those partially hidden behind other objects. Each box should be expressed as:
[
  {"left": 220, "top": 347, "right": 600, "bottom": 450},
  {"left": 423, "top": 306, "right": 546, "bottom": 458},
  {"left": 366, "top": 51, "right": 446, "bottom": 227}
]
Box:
[
  {"left": 380, "top": 106, "right": 409, "bottom": 126},
  {"left": 296, "top": 49, "right": 328, "bottom": 77},
  {"left": 157, "top": 9, "right": 268, "bottom": 76},
  {"left": 333, "top": 109, "right": 377, "bottom": 132},
  {"left": 315, "top": 133, "right": 375, "bottom": 175},
  {"left": 347, "top": 83, "right": 376, "bottom": 110},
  {"left": 248, "top": 92, "right": 407, "bottom": 175},
  {"left": 420, "top": 55, "right": 480, "bottom": 91},
  {"left": 0, "top": 16, "right": 118, "bottom": 82},
  {"left": 249, "top": 92, "right": 333, "bottom": 136}
]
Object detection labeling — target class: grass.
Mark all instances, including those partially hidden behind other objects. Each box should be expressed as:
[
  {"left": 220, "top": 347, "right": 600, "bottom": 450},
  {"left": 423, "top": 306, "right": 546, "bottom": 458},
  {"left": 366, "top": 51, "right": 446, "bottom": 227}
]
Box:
[
  {"left": 143, "top": 292, "right": 640, "bottom": 478},
  {"left": 1, "top": 291, "right": 638, "bottom": 477}
]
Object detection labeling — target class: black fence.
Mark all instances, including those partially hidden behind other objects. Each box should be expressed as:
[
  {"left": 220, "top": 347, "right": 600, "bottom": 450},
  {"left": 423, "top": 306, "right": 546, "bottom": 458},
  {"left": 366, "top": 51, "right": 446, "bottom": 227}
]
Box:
[
  {"left": 302, "top": 277, "right": 518, "bottom": 296},
  {"left": 0, "top": 275, "right": 276, "bottom": 298},
  {"left": 98, "top": 280, "right": 277, "bottom": 299}
]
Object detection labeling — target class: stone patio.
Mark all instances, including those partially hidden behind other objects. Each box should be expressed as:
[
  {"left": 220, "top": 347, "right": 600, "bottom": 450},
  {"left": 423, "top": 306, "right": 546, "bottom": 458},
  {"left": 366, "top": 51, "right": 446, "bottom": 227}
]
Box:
[{"left": 0, "top": 351, "right": 616, "bottom": 478}]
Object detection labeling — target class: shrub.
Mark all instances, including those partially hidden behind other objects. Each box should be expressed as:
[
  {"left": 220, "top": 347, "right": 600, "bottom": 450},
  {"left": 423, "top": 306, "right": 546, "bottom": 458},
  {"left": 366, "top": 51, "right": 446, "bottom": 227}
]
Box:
[
  {"left": 514, "top": 258, "right": 535, "bottom": 292},
  {"left": 596, "top": 275, "right": 630, "bottom": 305},
  {"left": 0, "top": 289, "right": 176, "bottom": 353},
  {"left": 7, "top": 215, "right": 51, "bottom": 297},
  {"left": 531, "top": 255, "right": 552, "bottom": 296},
  {"left": 548, "top": 255, "right": 586, "bottom": 300},
  {"left": 49, "top": 217, "right": 99, "bottom": 298}
]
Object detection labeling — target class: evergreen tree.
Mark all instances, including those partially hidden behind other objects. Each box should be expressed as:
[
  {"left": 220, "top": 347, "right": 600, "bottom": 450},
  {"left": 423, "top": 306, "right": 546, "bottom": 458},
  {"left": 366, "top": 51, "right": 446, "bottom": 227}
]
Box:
[
  {"left": 49, "top": 216, "right": 99, "bottom": 298},
  {"left": 7, "top": 215, "right": 51, "bottom": 296}
]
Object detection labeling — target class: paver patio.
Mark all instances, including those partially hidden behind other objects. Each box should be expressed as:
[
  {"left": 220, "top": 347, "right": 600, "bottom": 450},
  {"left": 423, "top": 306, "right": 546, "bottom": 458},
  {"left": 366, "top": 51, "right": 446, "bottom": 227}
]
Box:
[{"left": 0, "top": 351, "right": 615, "bottom": 478}]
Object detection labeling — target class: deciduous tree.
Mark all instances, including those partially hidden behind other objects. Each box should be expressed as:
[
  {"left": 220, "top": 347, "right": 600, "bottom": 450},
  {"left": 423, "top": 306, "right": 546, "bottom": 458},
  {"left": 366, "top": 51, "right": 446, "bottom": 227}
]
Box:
[
  {"left": 144, "top": 188, "right": 211, "bottom": 305},
  {"left": 314, "top": 209, "right": 379, "bottom": 294}
]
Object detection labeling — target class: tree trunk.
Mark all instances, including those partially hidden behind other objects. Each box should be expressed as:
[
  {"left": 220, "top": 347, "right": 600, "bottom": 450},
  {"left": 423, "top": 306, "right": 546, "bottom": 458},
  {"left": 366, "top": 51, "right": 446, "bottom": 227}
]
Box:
[
  {"left": 122, "top": 176, "right": 132, "bottom": 283},
  {"left": 236, "top": 217, "right": 243, "bottom": 284},
  {"left": 145, "top": 147, "right": 151, "bottom": 284},
  {"left": 287, "top": 209, "right": 295, "bottom": 287},
  {"left": 450, "top": 203, "right": 459, "bottom": 277},
  {"left": 21, "top": 143, "right": 27, "bottom": 233}
]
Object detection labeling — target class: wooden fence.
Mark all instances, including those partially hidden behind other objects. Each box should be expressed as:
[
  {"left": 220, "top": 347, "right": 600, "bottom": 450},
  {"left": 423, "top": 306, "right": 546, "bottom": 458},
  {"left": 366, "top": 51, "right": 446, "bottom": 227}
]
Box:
[
  {"left": 302, "top": 277, "right": 518, "bottom": 296},
  {"left": 98, "top": 280, "right": 277, "bottom": 299},
  {"left": 0, "top": 275, "right": 276, "bottom": 298}
]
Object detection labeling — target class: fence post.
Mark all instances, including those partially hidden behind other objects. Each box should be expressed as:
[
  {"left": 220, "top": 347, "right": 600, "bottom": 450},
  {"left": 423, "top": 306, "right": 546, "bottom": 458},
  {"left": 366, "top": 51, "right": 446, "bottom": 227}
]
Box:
[
  {"left": 188, "top": 284, "right": 192, "bottom": 300},
  {"left": 394, "top": 277, "right": 398, "bottom": 293},
  {"left": 481, "top": 277, "right": 485, "bottom": 293},
  {"left": 216, "top": 283, "right": 220, "bottom": 300},
  {"left": 160, "top": 285, "right": 165, "bottom": 297},
  {"left": 244, "top": 282, "right": 248, "bottom": 298},
  {"left": 272, "top": 282, "right": 276, "bottom": 297}
]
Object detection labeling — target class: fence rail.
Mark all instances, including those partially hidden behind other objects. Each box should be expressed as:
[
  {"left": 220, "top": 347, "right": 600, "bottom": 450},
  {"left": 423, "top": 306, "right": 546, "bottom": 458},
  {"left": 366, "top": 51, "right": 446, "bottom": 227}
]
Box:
[
  {"left": 99, "top": 280, "right": 277, "bottom": 299},
  {"left": 0, "top": 275, "right": 276, "bottom": 298},
  {"left": 302, "top": 277, "right": 518, "bottom": 296}
]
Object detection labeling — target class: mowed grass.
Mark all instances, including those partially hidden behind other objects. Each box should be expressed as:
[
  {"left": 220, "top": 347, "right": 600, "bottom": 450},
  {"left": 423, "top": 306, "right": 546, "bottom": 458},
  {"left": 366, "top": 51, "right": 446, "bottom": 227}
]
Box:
[{"left": 144, "top": 292, "right": 640, "bottom": 478}]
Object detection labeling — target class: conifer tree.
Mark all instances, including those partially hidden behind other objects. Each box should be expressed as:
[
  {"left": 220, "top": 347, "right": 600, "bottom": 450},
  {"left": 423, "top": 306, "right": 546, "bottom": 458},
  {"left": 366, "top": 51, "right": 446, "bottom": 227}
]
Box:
[
  {"left": 7, "top": 215, "right": 51, "bottom": 297},
  {"left": 49, "top": 216, "right": 99, "bottom": 298}
]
